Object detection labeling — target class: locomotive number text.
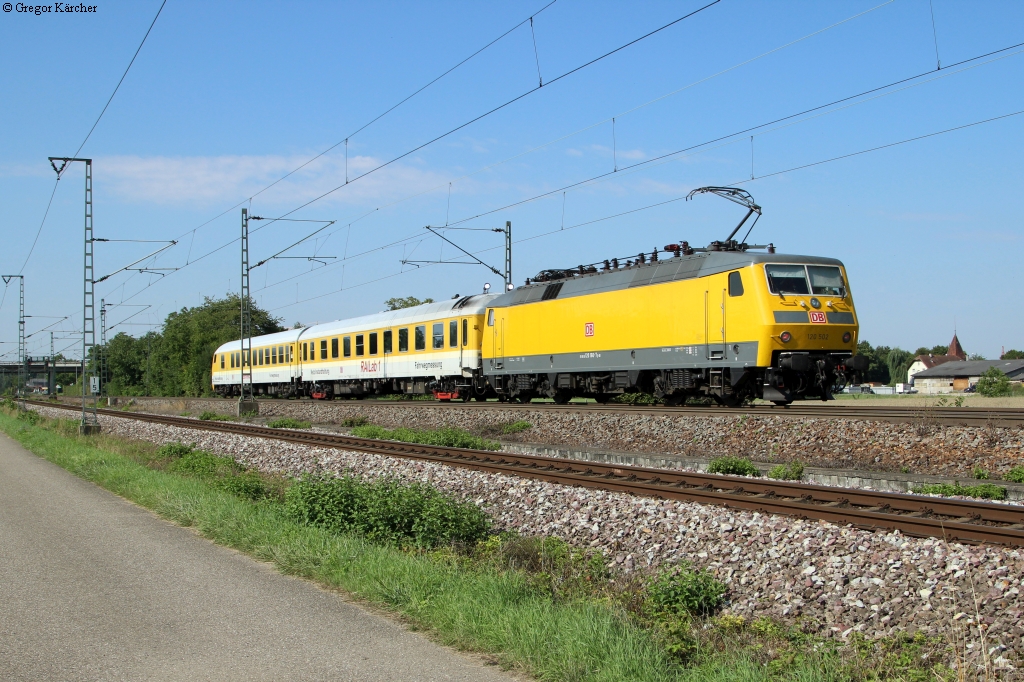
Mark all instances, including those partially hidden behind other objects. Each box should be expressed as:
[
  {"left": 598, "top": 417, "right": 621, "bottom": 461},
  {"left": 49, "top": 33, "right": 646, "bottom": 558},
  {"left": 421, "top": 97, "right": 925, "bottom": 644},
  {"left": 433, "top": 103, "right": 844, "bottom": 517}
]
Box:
[{"left": 807, "top": 333, "right": 829, "bottom": 340}]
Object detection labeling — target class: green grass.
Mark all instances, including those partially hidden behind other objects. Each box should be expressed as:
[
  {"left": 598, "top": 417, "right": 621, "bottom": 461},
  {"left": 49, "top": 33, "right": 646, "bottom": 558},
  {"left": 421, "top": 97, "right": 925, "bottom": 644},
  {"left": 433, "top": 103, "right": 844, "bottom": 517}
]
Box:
[
  {"left": 500, "top": 420, "right": 532, "bottom": 435},
  {"left": 0, "top": 405, "right": 962, "bottom": 681},
  {"left": 913, "top": 481, "right": 1008, "bottom": 501},
  {"left": 265, "top": 417, "right": 312, "bottom": 429},
  {"left": 351, "top": 424, "right": 501, "bottom": 451},
  {"left": 198, "top": 410, "right": 233, "bottom": 421}
]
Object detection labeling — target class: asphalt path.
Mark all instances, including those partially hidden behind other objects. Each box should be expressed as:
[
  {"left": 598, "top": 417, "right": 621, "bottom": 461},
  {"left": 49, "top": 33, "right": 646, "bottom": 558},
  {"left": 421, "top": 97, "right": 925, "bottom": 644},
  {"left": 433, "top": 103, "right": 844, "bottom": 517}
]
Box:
[{"left": 0, "top": 433, "right": 517, "bottom": 681}]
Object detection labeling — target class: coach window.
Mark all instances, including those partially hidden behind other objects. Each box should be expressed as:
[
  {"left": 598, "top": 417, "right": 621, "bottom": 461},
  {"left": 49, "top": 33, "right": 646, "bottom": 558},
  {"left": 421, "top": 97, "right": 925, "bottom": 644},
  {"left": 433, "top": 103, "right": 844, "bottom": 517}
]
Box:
[
  {"left": 398, "top": 328, "right": 409, "bottom": 352},
  {"left": 383, "top": 330, "right": 392, "bottom": 354},
  {"left": 257, "top": 348, "right": 262, "bottom": 366},
  {"left": 462, "top": 319, "right": 468, "bottom": 346},
  {"left": 331, "top": 338, "right": 339, "bottom": 359},
  {"left": 432, "top": 323, "right": 444, "bottom": 349},
  {"left": 320, "top": 339, "right": 327, "bottom": 360},
  {"left": 273, "top": 347, "right": 279, "bottom": 365},
  {"left": 415, "top": 325, "right": 426, "bottom": 351},
  {"left": 356, "top": 334, "right": 365, "bottom": 356},
  {"left": 309, "top": 341, "right": 315, "bottom": 359},
  {"left": 728, "top": 271, "right": 744, "bottom": 297},
  {"left": 449, "top": 320, "right": 458, "bottom": 348},
  {"left": 301, "top": 344, "right": 306, "bottom": 362},
  {"left": 220, "top": 354, "right": 225, "bottom": 369},
  {"left": 287, "top": 346, "right": 292, "bottom": 363},
  {"left": 487, "top": 309, "right": 494, "bottom": 326},
  {"left": 369, "top": 332, "right": 378, "bottom": 355},
  {"left": 343, "top": 336, "right": 351, "bottom": 357},
  {"left": 229, "top": 354, "right": 234, "bottom": 369},
  {"left": 279, "top": 346, "right": 285, "bottom": 363}
]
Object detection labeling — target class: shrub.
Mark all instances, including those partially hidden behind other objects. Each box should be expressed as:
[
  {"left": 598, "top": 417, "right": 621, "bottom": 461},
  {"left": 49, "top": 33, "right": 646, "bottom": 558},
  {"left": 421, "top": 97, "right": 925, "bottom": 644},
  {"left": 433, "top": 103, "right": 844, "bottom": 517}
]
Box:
[
  {"left": 266, "top": 418, "right": 311, "bottom": 429},
  {"left": 976, "top": 367, "right": 1011, "bottom": 397},
  {"left": 768, "top": 461, "right": 804, "bottom": 480},
  {"left": 341, "top": 416, "right": 369, "bottom": 427},
  {"left": 350, "top": 424, "right": 500, "bottom": 451},
  {"left": 500, "top": 420, "right": 532, "bottom": 435},
  {"left": 1005, "top": 466, "right": 1024, "bottom": 484},
  {"left": 647, "top": 563, "right": 726, "bottom": 618},
  {"left": 167, "top": 448, "right": 269, "bottom": 500},
  {"left": 168, "top": 449, "right": 239, "bottom": 479},
  {"left": 157, "top": 442, "right": 194, "bottom": 459},
  {"left": 973, "top": 466, "right": 990, "bottom": 480},
  {"left": 475, "top": 534, "right": 608, "bottom": 600},
  {"left": 610, "top": 392, "right": 657, "bottom": 405},
  {"left": 198, "top": 411, "right": 232, "bottom": 421},
  {"left": 913, "top": 481, "right": 1007, "bottom": 501},
  {"left": 707, "top": 456, "right": 760, "bottom": 477},
  {"left": 285, "top": 474, "right": 491, "bottom": 548}
]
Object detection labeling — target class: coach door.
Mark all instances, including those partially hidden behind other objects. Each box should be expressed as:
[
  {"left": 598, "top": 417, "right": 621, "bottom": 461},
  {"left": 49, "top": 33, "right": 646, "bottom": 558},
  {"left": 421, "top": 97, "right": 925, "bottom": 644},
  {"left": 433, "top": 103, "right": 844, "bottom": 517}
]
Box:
[
  {"left": 704, "top": 289, "right": 726, "bottom": 361},
  {"left": 381, "top": 329, "right": 391, "bottom": 380},
  {"left": 490, "top": 309, "right": 504, "bottom": 370}
]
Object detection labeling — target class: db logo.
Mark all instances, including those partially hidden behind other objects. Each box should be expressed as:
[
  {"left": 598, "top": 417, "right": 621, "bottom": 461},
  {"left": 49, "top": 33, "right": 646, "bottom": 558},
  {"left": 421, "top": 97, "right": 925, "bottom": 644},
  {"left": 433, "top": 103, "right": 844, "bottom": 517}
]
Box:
[
  {"left": 584, "top": 322, "right": 595, "bottom": 337},
  {"left": 809, "top": 311, "right": 827, "bottom": 324}
]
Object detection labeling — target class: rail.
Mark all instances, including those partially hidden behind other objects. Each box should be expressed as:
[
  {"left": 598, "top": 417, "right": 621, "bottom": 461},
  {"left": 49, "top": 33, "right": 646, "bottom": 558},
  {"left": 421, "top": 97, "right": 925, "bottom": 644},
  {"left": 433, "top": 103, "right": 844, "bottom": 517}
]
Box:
[{"left": 25, "top": 400, "right": 1024, "bottom": 547}]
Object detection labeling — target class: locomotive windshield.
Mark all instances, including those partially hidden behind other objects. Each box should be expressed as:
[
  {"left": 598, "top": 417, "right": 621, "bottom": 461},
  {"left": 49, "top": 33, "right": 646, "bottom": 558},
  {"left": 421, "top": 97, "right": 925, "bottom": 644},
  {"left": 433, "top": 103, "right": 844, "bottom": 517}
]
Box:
[
  {"left": 765, "top": 264, "right": 809, "bottom": 295},
  {"left": 807, "top": 266, "right": 845, "bottom": 296},
  {"left": 766, "top": 264, "right": 845, "bottom": 297}
]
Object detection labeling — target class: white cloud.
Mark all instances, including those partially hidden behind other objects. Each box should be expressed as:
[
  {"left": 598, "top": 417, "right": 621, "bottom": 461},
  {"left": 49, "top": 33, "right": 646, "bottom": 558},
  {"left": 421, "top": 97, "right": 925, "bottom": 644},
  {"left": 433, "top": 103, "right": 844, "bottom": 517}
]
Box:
[{"left": 94, "top": 153, "right": 450, "bottom": 208}]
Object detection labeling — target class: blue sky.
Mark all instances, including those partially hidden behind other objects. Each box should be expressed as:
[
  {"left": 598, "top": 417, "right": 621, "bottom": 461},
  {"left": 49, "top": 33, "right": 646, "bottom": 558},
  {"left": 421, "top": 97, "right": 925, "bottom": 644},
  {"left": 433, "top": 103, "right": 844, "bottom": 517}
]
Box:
[{"left": 1, "top": 0, "right": 1022, "bottom": 362}]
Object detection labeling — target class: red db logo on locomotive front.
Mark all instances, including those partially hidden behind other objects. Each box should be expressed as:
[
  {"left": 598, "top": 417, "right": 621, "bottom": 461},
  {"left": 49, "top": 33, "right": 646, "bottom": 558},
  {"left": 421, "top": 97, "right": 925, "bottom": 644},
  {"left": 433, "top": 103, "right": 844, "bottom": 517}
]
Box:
[
  {"left": 809, "top": 311, "right": 827, "bottom": 324},
  {"left": 584, "top": 322, "right": 595, "bottom": 337}
]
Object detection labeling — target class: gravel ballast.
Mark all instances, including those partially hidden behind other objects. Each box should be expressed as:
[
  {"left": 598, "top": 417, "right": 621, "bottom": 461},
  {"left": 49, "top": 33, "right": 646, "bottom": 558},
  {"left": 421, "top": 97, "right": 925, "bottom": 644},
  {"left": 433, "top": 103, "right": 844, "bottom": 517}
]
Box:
[
  {"left": 96, "top": 397, "right": 1024, "bottom": 481},
  {"left": 28, "top": 404, "right": 1023, "bottom": 669}
]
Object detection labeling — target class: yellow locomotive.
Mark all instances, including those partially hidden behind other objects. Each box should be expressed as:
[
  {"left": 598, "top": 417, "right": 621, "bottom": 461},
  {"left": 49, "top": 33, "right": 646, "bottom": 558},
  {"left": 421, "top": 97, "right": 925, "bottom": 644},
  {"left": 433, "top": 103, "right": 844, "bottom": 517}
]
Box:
[{"left": 212, "top": 187, "right": 866, "bottom": 404}]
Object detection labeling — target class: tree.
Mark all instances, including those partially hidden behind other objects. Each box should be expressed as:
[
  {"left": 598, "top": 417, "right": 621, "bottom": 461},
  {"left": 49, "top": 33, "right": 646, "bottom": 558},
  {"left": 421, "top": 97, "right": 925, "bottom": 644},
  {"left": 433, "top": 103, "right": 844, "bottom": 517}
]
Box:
[
  {"left": 885, "top": 348, "right": 915, "bottom": 386},
  {"left": 976, "top": 366, "right": 1011, "bottom": 397},
  {"left": 1002, "top": 349, "right": 1024, "bottom": 359},
  {"left": 856, "top": 341, "right": 891, "bottom": 384},
  {"left": 914, "top": 345, "right": 950, "bottom": 356},
  {"left": 968, "top": 353, "right": 986, "bottom": 361},
  {"left": 97, "top": 294, "right": 283, "bottom": 397},
  {"left": 385, "top": 296, "right": 434, "bottom": 311}
]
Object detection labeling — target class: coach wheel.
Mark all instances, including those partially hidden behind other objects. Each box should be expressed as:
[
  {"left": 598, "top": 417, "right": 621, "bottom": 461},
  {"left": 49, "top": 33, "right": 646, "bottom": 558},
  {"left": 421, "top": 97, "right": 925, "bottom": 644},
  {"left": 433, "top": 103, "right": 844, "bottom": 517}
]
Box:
[
  {"left": 593, "top": 394, "right": 610, "bottom": 404},
  {"left": 553, "top": 389, "right": 573, "bottom": 405}
]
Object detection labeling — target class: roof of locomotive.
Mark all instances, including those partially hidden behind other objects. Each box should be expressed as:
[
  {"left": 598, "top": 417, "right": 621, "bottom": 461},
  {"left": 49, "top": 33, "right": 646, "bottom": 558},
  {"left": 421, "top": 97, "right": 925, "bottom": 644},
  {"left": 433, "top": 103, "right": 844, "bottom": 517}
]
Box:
[{"left": 488, "top": 250, "right": 846, "bottom": 309}]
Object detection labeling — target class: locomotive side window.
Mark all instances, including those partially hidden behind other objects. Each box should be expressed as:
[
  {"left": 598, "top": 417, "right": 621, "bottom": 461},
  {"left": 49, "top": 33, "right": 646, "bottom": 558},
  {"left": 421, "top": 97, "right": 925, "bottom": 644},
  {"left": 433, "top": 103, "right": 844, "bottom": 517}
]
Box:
[
  {"left": 398, "top": 328, "right": 408, "bottom": 352},
  {"left": 728, "top": 271, "right": 744, "bottom": 297},
  {"left": 462, "top": 319, "right": 468, "bottom": 346},
  {"left": 449, "top": 320, "right": 458, "bottom": 347},
  {"left": 343, "top": 336, "right": 351, "bottom": 357},
  {"left": 356, "top": 335, "right": 365, "bottom": 356},
  {"left": 320, "top": 340, "right": 327, "bottom": 360},
  {"left": 369, "top": 332, "right": 378, "bottom": 355},
  {"left": 765, "top": 264, "right": 810, "bottom": 295},
  {"left": 415, "top": 325, "right": 426, "bottom": 351},
  {"left": 383, "top": 330, "right": 392, "bottom": 353},
  {"left": 432, "top": 323, "right": 444, "bottom": 349},
  {"left": 807, "top": 266, "right": 845, "bottom": 296},
  {"left": 487, "top": 309, "right": 494, "bottom": 326},
  {"left": 331, "top": 338, "right": 339, "bottom": 359}
]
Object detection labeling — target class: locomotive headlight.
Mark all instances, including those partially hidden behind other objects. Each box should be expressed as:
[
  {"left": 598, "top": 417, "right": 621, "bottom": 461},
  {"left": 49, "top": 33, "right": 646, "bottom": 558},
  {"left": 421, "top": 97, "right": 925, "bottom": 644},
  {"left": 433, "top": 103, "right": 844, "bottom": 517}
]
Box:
[
  {"left": 780, "top": 331, "right": 792, "bottom": 343},
  {"left": 843, "top": 332, "right": 852, "bottom": 343},
  {"left": 810, "top": 297, "right": 821, "bottom": 309}
]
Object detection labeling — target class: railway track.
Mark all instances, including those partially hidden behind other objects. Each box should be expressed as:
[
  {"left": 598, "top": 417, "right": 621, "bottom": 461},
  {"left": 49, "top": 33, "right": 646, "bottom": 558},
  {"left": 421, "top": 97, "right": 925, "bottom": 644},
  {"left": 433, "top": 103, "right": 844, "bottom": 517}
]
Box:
[
  {"left": 55, "top": 395, "right": 1024, "bottom": 427},
  {"left": 28, "top": 400, "right": 1024, "bottom": 547}
]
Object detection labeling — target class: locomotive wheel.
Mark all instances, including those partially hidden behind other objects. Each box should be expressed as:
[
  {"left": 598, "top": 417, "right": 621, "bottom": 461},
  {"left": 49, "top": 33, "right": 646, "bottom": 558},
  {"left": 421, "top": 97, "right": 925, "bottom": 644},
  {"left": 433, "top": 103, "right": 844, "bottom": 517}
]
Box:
[
  {"left": 593, "top": 394, "right": 610, "bottom": 404},
  {"left": 553, "top": 390, "right": 573, "bottom": 405}
]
